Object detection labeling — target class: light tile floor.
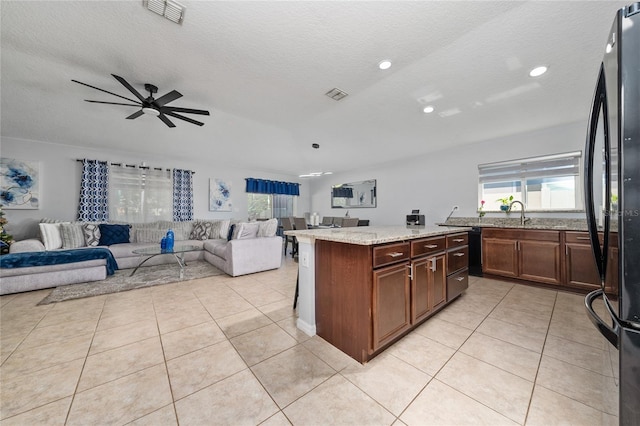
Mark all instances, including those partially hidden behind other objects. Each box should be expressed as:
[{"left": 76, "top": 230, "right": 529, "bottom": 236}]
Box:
[{"left": 0, "top": 255, "right": 618, "bottom": 425}]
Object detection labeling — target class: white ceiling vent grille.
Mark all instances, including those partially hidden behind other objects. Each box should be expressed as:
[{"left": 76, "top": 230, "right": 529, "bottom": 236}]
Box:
[
  {"left": 325, "top": 88, "right": 348, "bottom": 101},
  {"left": 144, "top": 0, "right": 185, "bottom": 24}
]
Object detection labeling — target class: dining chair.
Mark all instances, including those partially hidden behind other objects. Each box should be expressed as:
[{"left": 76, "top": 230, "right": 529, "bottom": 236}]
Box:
[
  {"left": 342, "top": 217, "right": 359, "bottom": 227},
  {"left": 320, "top": 216, "right": 333, "bottom": 226},
  {"left": 281, "top": 217, "right": 296, "bottom": 257},
  {"left": 293, "top": 217, "right": 309, "bottom": 231}
]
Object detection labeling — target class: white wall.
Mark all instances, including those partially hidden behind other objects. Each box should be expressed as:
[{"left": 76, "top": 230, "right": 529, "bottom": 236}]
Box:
[
  {"left": 309, "top": 121, "right": 588, "bottom": 225},
  {"left": 1, "top": 137, "right": 309, "bottom": 240}
]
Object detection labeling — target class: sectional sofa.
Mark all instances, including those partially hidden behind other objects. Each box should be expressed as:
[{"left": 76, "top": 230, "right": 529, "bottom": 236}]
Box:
[{"left": 0, "top": 219, "right": 282, "bottom": 295}]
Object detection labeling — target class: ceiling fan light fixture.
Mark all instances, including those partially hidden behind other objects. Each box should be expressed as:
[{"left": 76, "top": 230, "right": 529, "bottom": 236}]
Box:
[{"left": 142, "top": 107, "right": 161, "bottom": 116}]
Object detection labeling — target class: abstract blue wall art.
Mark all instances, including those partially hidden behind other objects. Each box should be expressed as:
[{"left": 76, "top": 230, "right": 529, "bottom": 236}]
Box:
[
  {"left": 1, "top": 158, "right": 40, "bottom": 209},
  {"left": 209, "top": 178, "right": 232, "bottom": 211}
]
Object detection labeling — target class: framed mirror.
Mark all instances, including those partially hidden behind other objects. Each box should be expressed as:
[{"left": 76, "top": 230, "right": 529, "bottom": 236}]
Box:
[{"left": 331, "top": 179, "right": 377, "bottom": 208}]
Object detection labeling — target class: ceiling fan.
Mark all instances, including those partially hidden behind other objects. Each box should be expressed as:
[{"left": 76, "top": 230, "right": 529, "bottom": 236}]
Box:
[{"left": 71, "top": 74, "right": 210, "bottom": 128}]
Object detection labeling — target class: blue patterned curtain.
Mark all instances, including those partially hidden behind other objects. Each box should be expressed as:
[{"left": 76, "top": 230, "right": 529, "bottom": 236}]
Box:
[
  {"left": 77, "top": 160, "right": 109, "bottom": 222},
  {"left": 245, "top": 178, "right": 300, "bottom": 195},
  {"left": 173, "top": 169, "right": 194, "bottom": 221}
]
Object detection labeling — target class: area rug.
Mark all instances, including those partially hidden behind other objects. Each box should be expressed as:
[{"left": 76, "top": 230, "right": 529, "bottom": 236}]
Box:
[{"left": 38, "top": 260, "right": 225, "bottom": 305}]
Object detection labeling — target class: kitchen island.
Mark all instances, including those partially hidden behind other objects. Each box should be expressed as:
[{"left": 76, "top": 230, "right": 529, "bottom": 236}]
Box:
[{"left": 286, "top": 225, "right": 470, "bottom": 363}]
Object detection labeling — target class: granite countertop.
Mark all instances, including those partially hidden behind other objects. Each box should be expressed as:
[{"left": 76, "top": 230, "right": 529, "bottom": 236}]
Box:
[
  {"left": 285, "top": 225, "right": 470, "bottom": 246},
  {"left": 440, "top": 217, "right": 595, "bottom": 231}
]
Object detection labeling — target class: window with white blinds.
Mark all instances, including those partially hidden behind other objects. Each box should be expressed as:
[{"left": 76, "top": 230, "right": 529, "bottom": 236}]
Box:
[
  {"left": 109, "top": 166, "right": 173, "bottom": 223},
  {"left": 478, "top": 151, "right": 583, "bottom": 211}
]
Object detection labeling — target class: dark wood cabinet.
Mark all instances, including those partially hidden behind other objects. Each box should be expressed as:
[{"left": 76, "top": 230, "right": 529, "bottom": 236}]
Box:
[
  {"left": 411, "top": 253, "right": 446, "bottom": 324},
  {"left": 373, "top": 262, "right": 411, "bottom": 350},
  {"left": 482, "top": 237, "right": 519, "bottom": 277},
  {"left": 314, "top": 231, "right": 469, "bottom": 363},
  {"left": 482, "top": 229, "right": 561, "bottom": 286},
  {"left": 565, "top": 231, "right": 618, "bottom": 295},
  {"left": 482, "top": 228, "right": 619, "bottom": 294}
]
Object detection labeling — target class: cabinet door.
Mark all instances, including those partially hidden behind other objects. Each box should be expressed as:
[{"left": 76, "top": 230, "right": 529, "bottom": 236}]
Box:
[
  {"left": 411, "top": 258, "right": 430, "bottom": 323},
  {"left": 482, "top": 238, "right": 518, "bottom": 277},
  {"left": 372, "top": 262, "right": 411, "bottom": 350},
  {"left": 519, "top": 240, "right": 561, "bottom": 285},
  {"left": 429, "top": 254, "right": 447, "bottom": 311},
  {"left": 565, "top": 243, "right": 601, "bottom": 291}
]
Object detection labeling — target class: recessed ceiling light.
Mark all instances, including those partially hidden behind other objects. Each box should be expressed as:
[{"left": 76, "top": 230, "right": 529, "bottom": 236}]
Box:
[
  {"left": 529, "top": 66, "right": 548, "bottom": 77},
  {"left": 378, "top": 60, "right": 392, "bottom": 70},
  {"left": 423, "top": 106, "right": 435, "bottom": 113}
]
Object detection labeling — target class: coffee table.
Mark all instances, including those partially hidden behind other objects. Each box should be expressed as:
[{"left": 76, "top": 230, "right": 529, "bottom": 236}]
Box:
[{"left": 130, "top": 244, "right": 203, "bottom": 279}]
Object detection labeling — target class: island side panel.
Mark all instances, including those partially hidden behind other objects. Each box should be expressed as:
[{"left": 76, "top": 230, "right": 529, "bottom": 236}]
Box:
[{"left": 315, "top": 240, "right": 372, "bottom": 363}]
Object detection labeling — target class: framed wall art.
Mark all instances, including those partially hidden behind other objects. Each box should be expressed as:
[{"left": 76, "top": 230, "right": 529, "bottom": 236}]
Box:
[
  {"left": 1, "top": 158, "right": 40, "bottom": 209},
  {"left": 209, "top": 178, "right": 232, "bottom": 211}
]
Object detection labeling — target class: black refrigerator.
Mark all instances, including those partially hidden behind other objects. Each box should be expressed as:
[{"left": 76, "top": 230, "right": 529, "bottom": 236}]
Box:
[{"left": 584, "top": 3, "right": 640, "bottom": 425}]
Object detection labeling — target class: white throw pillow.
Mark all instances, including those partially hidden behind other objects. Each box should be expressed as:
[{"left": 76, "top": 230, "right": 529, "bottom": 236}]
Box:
[
  {"left": 39, "top": 223, "right": 64, "bottom": 250},
  {"left": 257, "top": 218, "right": 278, "bottom": 237}
]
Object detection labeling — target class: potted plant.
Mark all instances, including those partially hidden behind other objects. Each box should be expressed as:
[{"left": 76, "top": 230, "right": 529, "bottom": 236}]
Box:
[{"left": 497, "top": 195, "right": 514, "bottom": 212}]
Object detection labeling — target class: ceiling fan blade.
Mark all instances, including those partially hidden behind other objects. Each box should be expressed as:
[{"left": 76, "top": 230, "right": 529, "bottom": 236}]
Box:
[
  {"left": 72, "top": 79, "right": 140, "bottom": 104},
  {"left": 164, "top": 111, "right": 205, "bottom": 126},
  {"left": 158, "top": 113, "right": 176, "bottom": 128},
  {"left": 126, "top": 110, "right": 145, "bottom": 120},
  {"left": 111, "top": 74, "right": 147, "bottom": 103},
  {"left": 162, "top": 106, "right": 210, "bottom": 116},
  {"left": 85, "top": 100, "right": 141, "bottom": 107},
  {"left": 154, "top": 90, "right": 182, "bottom": 107}
]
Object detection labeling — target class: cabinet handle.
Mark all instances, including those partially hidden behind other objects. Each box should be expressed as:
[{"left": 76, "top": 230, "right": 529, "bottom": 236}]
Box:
[
  {"left": 576, "top": 237, "right": 591, "bottom": 240},
  {"left": 387, "top": 252, "right": 404, "bottom": 258},
  {"left": 430, "top": 257, "right": 436, "bottom": 272},
  {"left": 453, "top": 252, "right": 465, "bottom": 257},
  {"left": 425, "top": 244, "right": 438, "bottom": 248},
  {"left": 453, "top": 238, "right": 465, "bottom": 242},
  {"left": 455, "top": 276, "right": 465, "bottom": 281},
  {"left": 407, "top": 264, "right": 413, "bottom": 280}
]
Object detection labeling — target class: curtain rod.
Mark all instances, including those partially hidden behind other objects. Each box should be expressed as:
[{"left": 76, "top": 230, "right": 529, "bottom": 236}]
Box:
[{"left": 75, "top": 159, "right": 195, "bottom": 174}]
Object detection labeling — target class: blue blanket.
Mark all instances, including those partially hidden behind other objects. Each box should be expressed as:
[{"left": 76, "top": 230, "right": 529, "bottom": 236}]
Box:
[{"left": 0, "top": 248, "right": 118, "bottom": 275}]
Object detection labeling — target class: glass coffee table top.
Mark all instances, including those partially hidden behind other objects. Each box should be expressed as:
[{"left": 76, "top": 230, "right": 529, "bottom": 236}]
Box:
[{"left": 130, "top": 244, "right": 203, "bottom": 278}]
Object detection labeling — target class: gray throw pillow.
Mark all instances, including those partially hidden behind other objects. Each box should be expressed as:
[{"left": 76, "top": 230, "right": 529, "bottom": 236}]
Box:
[{"left": 60, "top": 223, "right": 86, "bottom": 249}]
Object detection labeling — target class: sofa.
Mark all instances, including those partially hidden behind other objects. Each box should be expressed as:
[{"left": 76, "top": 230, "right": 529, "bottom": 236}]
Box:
[{"left": 0, "top": 218, "right": 282, "bottom": 295}]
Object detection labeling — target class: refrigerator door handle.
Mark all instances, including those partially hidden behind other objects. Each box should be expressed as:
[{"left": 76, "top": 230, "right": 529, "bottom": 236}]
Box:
[
  {"left": 584, "top": 63, "right": 610, "bottom": 281},
  {"left": 585, "top": 289, "right": 620, "bottom": 348}
]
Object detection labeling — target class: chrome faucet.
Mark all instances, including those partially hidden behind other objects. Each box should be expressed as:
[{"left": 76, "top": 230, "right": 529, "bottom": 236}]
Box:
[{"left": 509, "top": 200, "right": 530, "bottom": 225}]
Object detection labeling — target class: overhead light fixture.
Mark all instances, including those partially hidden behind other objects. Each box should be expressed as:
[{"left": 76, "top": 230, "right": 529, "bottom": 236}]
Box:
[
  {"left": 529, "top": 66, "right": 548, "bottom": 77},
  {"left": 378, "top": 60, "right": 392, "bottom": 70},
  {"left": 298, "top": 171, "right": 333, "bottom": 178},
  {"left": 144, "top": 0, "right": 185, "bottom": 24},
  {"left": 423, "top": 106, "right": 435, "bottom": 113}
]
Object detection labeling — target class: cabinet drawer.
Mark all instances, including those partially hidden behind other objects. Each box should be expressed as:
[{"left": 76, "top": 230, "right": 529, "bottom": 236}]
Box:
[
  {"left": 410, "top": 236, "right": 445, "bottom": 258},
  {"left": 565, "top": 231, "right": 618, "bottom": 246},
  {"left": 446, "top": 233, "right": 468, "bottom": 249},
  {"left": 565, "top": 231, "right": 595, "bottom": 244},
  {"left": 373, "top": 242, "right": 410, "bottom": 268},
  {"left": 447, "top": 268, "right": 469, "bottom": 302},
  {"left": 447, "top": 246, "right": 468, "bottom": 274}
]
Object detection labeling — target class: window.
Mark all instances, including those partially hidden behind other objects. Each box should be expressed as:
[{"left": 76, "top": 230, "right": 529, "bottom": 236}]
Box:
[
  {"left": 247, "top": 194, "right": 297, "bottom": 221},
  {"left": 478, "top": 151, "right": 582, "bottom": 211},
  {"left": 109, "top": 166, "right": 173, "bottom": 223}
]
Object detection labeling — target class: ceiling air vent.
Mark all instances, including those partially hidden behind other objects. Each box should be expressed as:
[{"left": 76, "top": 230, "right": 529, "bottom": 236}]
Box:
[
  {"left": 144, "top": 0, "right": 185, "bottom": 24},
  {"left": 325, "top": 88, "right": 348, "bottom": 101}
]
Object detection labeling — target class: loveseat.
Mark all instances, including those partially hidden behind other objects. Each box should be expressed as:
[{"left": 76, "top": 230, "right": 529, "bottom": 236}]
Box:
[{"left": 0, "top": 218, "right": 282, "bottom": 295}]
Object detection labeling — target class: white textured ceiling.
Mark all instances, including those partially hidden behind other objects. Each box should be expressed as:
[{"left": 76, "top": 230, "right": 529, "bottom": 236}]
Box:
[{"left": 0, "top": 1, "right": 628, "bottom": 177}]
